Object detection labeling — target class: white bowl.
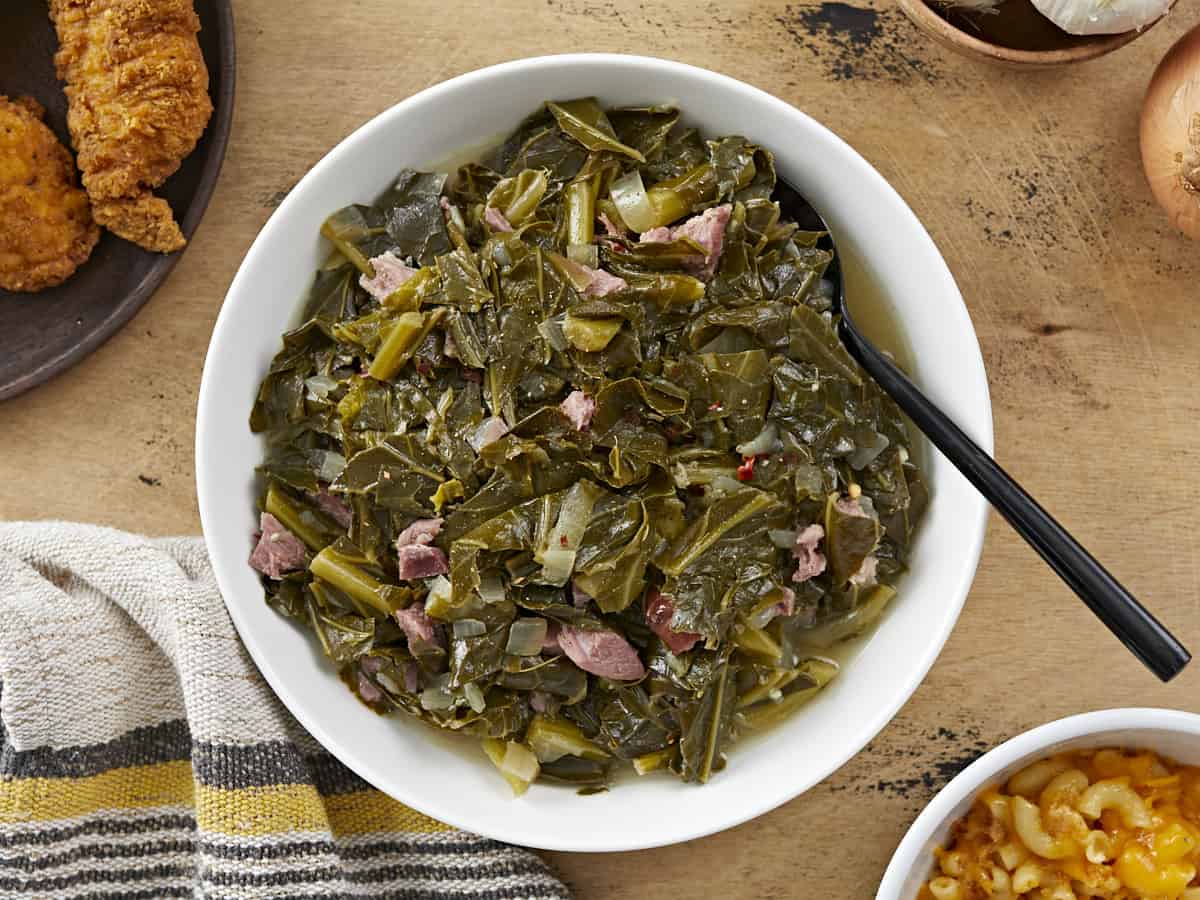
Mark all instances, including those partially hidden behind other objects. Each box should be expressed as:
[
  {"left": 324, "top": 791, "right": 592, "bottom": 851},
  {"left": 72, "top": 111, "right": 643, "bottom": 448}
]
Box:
[
  {"left": 196, "top": 53, "right": 993, "bottom": 852},
  {"left": 877, "top": 708, "right": 1200, "bottom": 899}
]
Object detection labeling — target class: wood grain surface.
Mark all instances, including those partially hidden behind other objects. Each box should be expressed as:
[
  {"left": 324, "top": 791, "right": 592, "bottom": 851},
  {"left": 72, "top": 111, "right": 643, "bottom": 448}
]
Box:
[{"left": 2, "top": 2, "right": 1198, "bottom": 896}]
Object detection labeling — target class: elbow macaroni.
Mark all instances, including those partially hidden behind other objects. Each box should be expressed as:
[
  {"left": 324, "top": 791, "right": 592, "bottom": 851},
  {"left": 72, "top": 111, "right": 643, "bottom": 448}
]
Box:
[{"left": 919, "top": 749, "right": 1200, "bottom": 900}]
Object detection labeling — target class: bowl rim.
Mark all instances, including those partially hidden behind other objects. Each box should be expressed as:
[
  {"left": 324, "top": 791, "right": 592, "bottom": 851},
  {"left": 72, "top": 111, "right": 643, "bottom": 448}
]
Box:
[
  {"left": 197, "top": 52, "right": 994, "bottom": 851},
  {"left": 895, "top": 0, "right": 1150, "bottom": 67},
  {"left": 876, "top": 707, "right": 1200, "bottom": 898}
]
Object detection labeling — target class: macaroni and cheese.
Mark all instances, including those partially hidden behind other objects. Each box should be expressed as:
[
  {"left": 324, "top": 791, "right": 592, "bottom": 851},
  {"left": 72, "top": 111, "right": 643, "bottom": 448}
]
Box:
[{"left": 919, "top": 748, "right": 1200, "bottom": 900}]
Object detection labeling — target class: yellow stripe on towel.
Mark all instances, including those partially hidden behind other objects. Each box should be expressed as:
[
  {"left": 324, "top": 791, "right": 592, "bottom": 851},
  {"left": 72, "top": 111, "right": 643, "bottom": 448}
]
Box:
[
  {"left": 325, "top": 789, "right": 451, "bottom": 836},
  {"left": 0, "top": 760, "right": 194, "bottom": 822},
  {"left": 0, "top": 761, "right": 451, "bottom": 838},
  {"left": 195, "top": 783, "right": 451, "bottom": 838}
]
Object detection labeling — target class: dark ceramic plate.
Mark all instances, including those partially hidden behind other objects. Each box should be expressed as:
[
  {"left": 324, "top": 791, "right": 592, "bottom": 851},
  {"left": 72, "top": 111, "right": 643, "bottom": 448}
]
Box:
[{"left": 0, "top": 0, "right": 235, "bottom": 401}]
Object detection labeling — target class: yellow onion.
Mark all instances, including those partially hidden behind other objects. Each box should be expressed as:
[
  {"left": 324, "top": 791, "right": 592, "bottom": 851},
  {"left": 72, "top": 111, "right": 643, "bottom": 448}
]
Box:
[{"left": 1140, "top": 23, "right": 1200, "bottom": 240}]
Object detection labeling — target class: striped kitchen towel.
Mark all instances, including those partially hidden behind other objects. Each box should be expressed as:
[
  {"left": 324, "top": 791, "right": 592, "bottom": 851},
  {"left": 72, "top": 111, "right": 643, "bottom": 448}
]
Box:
[{"left": 0, "top": 522, "right": 571, "bottom": 900}]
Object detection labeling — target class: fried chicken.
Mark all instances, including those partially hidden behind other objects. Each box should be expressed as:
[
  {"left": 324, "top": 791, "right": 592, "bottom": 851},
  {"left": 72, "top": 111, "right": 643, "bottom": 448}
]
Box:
[
  {"left": 0, "top": 96, "right": 100, "bottom": 293},
  {"left": 48, "top": 0, "right": 213, "bottom": 253}
]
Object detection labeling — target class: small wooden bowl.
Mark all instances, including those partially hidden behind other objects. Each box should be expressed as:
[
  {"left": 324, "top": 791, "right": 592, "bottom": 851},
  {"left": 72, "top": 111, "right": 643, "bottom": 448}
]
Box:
[{"left": 897, "top": 0, "right": 1167, "bottom": 68}]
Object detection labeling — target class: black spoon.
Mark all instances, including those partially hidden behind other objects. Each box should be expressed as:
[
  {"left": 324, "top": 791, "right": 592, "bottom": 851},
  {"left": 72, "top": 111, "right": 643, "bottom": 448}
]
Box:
[{"left": 774, "top": 179, "right": 1191, "bottom": 682}]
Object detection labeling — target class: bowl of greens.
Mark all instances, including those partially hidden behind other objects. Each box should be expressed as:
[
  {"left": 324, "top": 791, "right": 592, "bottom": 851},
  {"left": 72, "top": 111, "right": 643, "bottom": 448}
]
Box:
[{"left": 197, "top": 54, "right": 992, "bottom": 851}]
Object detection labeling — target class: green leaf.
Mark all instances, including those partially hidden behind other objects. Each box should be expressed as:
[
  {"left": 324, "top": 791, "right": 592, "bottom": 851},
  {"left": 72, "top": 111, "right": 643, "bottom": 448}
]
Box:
[{"left": 548, "top": 99, "right": 646, "bottom": 162}]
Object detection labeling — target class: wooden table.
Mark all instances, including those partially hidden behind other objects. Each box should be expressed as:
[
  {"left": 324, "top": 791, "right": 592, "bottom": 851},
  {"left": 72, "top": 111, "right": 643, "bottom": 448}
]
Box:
[{"left": 3, "top": 1, "right": 1198, "bottom": 895}]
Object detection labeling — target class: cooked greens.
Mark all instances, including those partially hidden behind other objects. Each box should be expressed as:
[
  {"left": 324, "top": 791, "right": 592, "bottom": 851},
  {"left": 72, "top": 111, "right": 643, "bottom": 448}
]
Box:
[{"left": 248, "top": 100, "right": 928, "bottom": 793}]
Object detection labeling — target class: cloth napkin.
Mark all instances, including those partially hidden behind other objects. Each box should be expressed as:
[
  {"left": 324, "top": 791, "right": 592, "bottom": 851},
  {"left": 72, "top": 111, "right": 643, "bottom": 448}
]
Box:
[{"left": 0, "top": 522, "right": 571, "bottom": 900}]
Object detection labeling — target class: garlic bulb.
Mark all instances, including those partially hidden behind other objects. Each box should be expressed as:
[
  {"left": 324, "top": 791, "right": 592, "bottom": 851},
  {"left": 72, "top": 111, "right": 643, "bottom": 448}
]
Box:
[{"left": 1029, "top": 0, "right": 1172, "bottom": 35}]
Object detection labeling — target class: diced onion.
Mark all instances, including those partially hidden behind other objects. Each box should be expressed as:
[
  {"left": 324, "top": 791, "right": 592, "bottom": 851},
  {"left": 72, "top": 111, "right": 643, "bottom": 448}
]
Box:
[
  {"left": 426, "top": 575, "right": 452, "bottom": 610},
  {"left": 453, "top": 618, "right": 487, "bottom": 638},
  {"left": 537, "top": 315, "right": 570, "bottom": 352},
  {"left": 562, "top": 314, "right": 623, "bottom": 352},
  {"left": 305, "top": 374, "right": 338, "bottom": 400},
  {"left": 375, "top": 671, "right": 402, "bottom": 694},
  {"left": 491, "top": 242, "right": 513, "bottom": 268},
  {"left": 502, "top": 741, "right": 540, "bottom": 781},
  {"left": 477, "top": 571, "right": 507, "bottom": 604},
  {"left": 609, "top": 170, "right": 657, "bottom": 233},
  {"left": 506, "top": 618, "right": 549, "bottom": 656},
  {"left": 735, "top": 423, "right": 781, "bottom": 457},
  {"left": 538, "top": 549, "right": 577, "bottom": 586},
  {"left": 710, "top": 475, "right": 744, "bottom": 496},
  {"left": 846, "top": 432, "right": 890, "bottom": 470},
  {"left": 526, "top": 714, "right": 609, "bottom": 763},
  {"left": 463, "top": 682, "right": 487, "bottom": 713},
  {"left": 420, "top": 675, "right": 455, "bottom": 710},
  {"left": 486, "top": 741, "right": 541, "bottom": 796},
  {"left": 315, "top": 451, "right": 347, "bottom": 483},
  {"left": 536, "top": 482, "right": 600, "bottom": 583},
  {"left": 768, "top": 528, "right": 798, "bottom": 549},
  {"left": 566, "top": 243, "right": 599, "bottom": 268}
]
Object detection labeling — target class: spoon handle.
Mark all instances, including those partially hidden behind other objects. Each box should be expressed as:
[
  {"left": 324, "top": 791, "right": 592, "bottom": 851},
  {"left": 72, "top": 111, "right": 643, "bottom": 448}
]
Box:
[{"left": 839, "top": 321, "right": 1190, "bottom": 682}]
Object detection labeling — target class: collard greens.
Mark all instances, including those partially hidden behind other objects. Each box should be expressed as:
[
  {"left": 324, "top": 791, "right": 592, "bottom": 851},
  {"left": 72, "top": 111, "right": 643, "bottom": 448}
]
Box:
[{"left": 248, "top": 100, "right": 928, "bottom": 793}]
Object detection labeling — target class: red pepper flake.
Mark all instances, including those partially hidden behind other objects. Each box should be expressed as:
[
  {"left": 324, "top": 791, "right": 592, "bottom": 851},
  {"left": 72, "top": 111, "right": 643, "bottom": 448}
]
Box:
[
  {"left": 559, "top": 535, "right": 569, "bottom": 547},
  {"left": 415, "top": 358, "right": 433, "bottom": 376},
  {"left": 708, "top": 401, "right": 722, "bottom": 412},
  {"left": 736, "top": 455, "right": 757, "bottom": 482}
]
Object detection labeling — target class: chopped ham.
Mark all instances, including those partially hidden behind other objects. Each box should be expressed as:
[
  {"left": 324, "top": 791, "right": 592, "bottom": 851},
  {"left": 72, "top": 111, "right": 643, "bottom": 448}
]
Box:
[
  {"left": 638, "top": 204, "right": 732, "bottom": 281},
  {"left": 310, "top": 487, "right": 352, "bottom": 529},
  {"left": 439, "top": 196, "right": 453, "bottom": 223},
  {"left": 598, "top": 212, "right": 626, "bottom": 237},
  {"left": 396, "top": 544, "right": 449, "bottom": 579},
  {"left": 559, "top": 390, "right": 595, "bottom": 431},
  {"left": 791, "top": 524, "right": 827, "bottom": 584},
  {"left": 638, "top": 226, "right": 672, "bottom": 243},
  {"left": 757, "top": 586, "right": 798, "bottom": 629},
  {"left": 357, "top": 670, "right": 383, "bottom": 703},
  {"left": 541, "top": 620, "right": 563, "bottom": 655},
  {"left": 570, "top": 582, "right": 592, "bottom": 608},
  {"left": 359, "top": 251, "right": 417, "bottom": 301},
  {"left": 580, "top": 265, "right": 627, "bottom": 298},
  {"left": 644, "top": 588, "right": 701, "bottom": 654},
  {"left": 557, "top": 624, "right": 645, "bottom": 681},
  {"left": 360, "top": 656, "right": 384, "bottom": 675},
  {"left": 484, "top": 207, "right": 513, "bottom": 232},
  {"left": 396, "top": 517, "right": 443, "bottom": 548},
  {"left": 469, "top": 416, "right": 510, "bottom": 451},
  {"left": 835, "top": 497, "right": 867, "bottom": 517},
  {"left": 248, "top": 513, "right": 307, "bottom": 579},
  {"left": 849, "top": 555, "right": 879, "bottom": 588},
  {"left": 403, "top": 662, "right": 420, "bottom": 693},
  {"left": 673, "top": 204, "right": 731, "bottom": 279},
  {"left": 394, "top": 601, "right": 443, "bottom": 647}
]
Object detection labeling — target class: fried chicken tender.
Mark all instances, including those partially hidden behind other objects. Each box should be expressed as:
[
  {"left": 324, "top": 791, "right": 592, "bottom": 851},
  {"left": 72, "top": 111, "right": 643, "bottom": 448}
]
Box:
[
  {"left": 48, "top": 0, "right": 213, "bottom": 253},
  {"left": 0, "top": 96, "right": 100, "bottom": 293}
]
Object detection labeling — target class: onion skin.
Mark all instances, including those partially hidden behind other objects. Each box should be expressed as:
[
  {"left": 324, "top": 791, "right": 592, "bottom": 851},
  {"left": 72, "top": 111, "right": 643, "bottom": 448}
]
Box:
[{"left": 1140, "top": 24, "right": 1200, "bottom": 240}]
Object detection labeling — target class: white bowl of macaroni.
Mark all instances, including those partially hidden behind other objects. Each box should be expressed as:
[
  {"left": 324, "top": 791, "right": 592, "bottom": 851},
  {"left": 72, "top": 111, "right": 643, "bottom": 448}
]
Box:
[{"left": 878, "top": 708, "right": 1200, "bottom": 900}]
